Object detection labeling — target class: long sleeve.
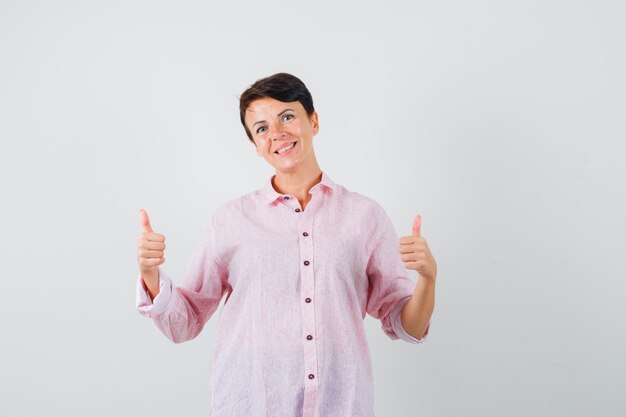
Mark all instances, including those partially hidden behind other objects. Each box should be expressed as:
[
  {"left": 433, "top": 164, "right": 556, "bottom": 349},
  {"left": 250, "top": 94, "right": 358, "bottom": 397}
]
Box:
[
  {"left": 135, "top": 215, "right": 229, "bottom": 343},
  {"left": 136, "top": 266, "right": 173, "bottom": 316},
  {"left": 365, "top": 204, "right": 429, "bottom": 344},
  {"left": 135, "top": 172, "right": 430, "bottom": 416}
]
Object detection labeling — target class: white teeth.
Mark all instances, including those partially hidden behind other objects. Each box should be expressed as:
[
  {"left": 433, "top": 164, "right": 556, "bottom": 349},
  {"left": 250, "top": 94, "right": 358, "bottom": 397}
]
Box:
[{"left": 276, "top": 142, "right": 296, "bottom": 154}]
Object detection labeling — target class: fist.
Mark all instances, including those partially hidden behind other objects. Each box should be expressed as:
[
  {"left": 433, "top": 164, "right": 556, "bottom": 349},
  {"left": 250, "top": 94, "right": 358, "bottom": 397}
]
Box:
[
  {"left": 398, "top": 214, "right": 437, "bottom": 281},
  {"left": 137, "top": 209, "right": 166, "bottom": 275}
]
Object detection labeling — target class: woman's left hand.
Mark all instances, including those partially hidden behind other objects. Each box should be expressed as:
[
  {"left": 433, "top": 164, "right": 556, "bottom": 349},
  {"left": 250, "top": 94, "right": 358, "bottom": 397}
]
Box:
[{"left": 398, "top": 214, "right": 437, "bottom": 281}]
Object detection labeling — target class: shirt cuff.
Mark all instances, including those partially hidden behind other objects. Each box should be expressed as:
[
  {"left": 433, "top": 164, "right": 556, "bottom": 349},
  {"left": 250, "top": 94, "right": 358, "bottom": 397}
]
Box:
[
  {"left": 390, "top": 297, "right": 430, "bottom": 344},
  {"left": 136, "top": 267, "right": 173, "bottom": 317}
]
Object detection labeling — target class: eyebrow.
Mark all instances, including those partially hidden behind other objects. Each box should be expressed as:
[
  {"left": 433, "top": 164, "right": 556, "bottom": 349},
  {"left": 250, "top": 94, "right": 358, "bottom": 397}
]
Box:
[{"left": 252, "top": 108, "right": 295, "bottom": 127}]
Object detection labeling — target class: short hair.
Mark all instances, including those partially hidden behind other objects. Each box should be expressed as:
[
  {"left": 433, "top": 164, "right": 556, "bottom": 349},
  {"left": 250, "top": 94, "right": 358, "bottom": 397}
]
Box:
[{"left": 239, "top": 73, "right": 315, "bottom": 143}]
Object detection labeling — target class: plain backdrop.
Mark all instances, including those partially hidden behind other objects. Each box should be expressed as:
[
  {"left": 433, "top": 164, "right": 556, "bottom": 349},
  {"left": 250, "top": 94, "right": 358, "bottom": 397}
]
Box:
[{"left": 1, "top": 1, "right": 625, "bottom": 416}]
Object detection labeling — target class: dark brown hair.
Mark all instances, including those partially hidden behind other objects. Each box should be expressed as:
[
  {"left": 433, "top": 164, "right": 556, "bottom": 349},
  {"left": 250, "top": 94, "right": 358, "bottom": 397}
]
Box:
[{"left": 239, "top": 73, "right": 315, "bottom": 143}]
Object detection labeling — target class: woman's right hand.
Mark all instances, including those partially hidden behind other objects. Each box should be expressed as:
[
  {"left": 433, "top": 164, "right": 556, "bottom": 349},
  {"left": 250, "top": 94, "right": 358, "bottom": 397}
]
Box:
[{"left": 137, "top": 209, "right": 166, "bottom": 299}]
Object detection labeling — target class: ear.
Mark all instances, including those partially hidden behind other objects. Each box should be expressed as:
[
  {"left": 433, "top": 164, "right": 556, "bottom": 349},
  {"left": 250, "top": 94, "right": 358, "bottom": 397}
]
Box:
[{"left": 310, "top": 111, "right": 319, "bottom": 136}]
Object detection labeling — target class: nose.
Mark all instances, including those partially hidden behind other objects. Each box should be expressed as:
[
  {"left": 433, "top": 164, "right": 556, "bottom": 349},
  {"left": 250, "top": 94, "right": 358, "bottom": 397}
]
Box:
[{"left": 268, "top": 124, "right": 287, "bottom": 141}]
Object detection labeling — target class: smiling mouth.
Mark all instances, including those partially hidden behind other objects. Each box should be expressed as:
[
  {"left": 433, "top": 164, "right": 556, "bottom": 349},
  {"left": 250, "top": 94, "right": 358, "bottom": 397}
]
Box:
[{"left": 275, "top": 142, "right": 297, "bottom": 154}]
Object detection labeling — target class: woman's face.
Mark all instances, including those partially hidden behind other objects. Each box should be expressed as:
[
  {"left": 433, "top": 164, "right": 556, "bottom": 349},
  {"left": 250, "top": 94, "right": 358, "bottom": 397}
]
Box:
[{"left": 245, "top": 97, "right": 319, "bottom": 173}]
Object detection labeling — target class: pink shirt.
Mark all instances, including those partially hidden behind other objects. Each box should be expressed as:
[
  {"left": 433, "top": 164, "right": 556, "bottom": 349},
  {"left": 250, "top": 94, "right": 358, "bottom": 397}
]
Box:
[{"left": 136, "top": 171, "right": 429, "bottom": 417}]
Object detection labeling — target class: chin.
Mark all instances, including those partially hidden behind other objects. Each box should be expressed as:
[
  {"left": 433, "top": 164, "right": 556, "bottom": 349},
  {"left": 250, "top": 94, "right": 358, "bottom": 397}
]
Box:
[{"left": 274, "top": 162, "right": 300, "bottom": 173}]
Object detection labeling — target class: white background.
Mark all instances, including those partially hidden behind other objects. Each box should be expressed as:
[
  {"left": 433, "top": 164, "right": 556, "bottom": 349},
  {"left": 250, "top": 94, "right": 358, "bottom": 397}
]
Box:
[{"left": 1, "top": 0, "right": 625, "bottom": 416}]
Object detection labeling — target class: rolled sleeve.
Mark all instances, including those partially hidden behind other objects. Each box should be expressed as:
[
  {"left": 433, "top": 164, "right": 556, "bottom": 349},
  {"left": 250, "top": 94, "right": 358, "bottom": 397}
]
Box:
[
  {"left": 389, "top": 296, "right": 430, "bottom": 344},
  {"left": 365, "top": 203, "right": 429, "bottom": 344},
  {"left": 136, "top": 267, "right": 173, "bottom": 317},
  {"left": 134, "top": 213, "right": 229, "bottom": 344}
]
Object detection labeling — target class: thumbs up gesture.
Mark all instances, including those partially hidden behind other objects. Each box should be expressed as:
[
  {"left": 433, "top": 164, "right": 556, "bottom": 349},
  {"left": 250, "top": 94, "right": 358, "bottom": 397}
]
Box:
[
  {"left": 398, "top": 214, "right": 437, "bottom": 281},
  {"left": 137, "top": 209, "right": 166, "bottom": 298}
]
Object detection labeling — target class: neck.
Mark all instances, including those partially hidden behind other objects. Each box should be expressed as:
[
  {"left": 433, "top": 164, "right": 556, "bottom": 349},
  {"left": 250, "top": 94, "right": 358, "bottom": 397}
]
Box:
[{"left": 272, "top": 158, "right": 322, "bottom": 209}]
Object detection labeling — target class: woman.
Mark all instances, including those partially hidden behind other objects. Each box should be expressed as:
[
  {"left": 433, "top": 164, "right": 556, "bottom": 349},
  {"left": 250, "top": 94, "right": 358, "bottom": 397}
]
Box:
[{"left": 136, "top": 73, "right": 437, "bottom": 417}]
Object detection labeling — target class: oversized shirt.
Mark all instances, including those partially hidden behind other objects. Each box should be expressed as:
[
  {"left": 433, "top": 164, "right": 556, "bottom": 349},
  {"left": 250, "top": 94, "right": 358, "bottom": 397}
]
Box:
[{"left": 136, "top": 171, "right": 429, "bottom": 417}]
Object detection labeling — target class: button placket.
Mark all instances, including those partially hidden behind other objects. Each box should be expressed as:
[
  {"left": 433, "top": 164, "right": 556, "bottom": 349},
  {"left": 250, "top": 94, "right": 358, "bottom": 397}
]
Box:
[{"left": 298, "top": 202, "right": 319, "bottom": 392}]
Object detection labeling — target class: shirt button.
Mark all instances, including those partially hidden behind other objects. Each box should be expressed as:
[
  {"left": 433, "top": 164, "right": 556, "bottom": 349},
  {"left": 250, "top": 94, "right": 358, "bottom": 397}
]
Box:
[
  {"left": 283, "top": 196, "right": 289, "bottom": 200},
  {"left": 304, "top": 260, "right": 310, "bottom": 266},
  {"left": 303, "top": 232, "right": 308, "bottom": 236},
  {"left": 308, "top": 374, "right": 315, "bottom": 380},
  {"left": 295, "top": 208, "right": 301, "bottom": 212},
  {"left": 306, "top": 335, "right": 313, "bottom": 340},
  {"left": 305, "top": 297, "right": 311, "bottom": 303}
]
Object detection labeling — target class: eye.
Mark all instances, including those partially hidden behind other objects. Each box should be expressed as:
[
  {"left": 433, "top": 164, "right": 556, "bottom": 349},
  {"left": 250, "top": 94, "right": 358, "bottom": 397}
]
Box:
[
  {"left": 256, "top": 126, "right": 267, "bottom": 134},
  {"left": 282, "top": 114, "right": 294, "bottom": 122}
]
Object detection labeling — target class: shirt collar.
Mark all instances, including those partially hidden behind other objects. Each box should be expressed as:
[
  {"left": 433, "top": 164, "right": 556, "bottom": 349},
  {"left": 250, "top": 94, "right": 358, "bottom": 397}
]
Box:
[{"left": 261, "top": 171, "right": 337, "bottom": 205}]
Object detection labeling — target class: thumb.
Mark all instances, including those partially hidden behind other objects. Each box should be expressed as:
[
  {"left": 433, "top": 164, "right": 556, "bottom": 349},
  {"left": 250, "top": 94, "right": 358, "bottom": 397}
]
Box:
[
  {"left": 412, "top": 214, "right": 422, "bottom": 236},
  {"left": 139, "top": 209, "right": 154, "bottom": 233}
]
